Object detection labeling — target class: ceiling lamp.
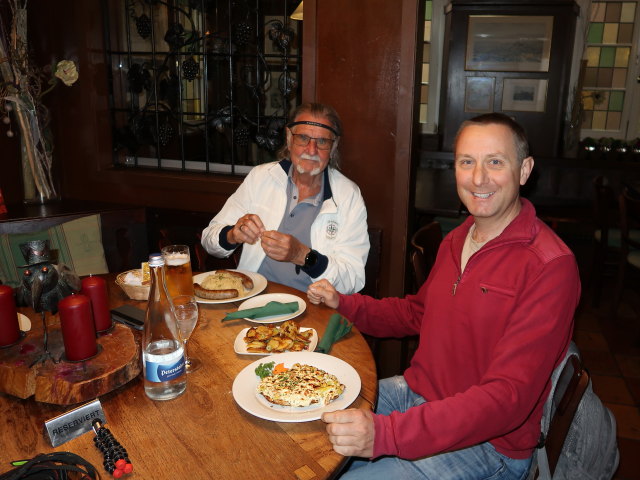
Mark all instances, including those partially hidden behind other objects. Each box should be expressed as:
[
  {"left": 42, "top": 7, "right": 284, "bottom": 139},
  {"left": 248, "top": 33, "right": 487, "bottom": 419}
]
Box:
[{"left": 291, "top": 1, "right": 303, "bottom": 21}]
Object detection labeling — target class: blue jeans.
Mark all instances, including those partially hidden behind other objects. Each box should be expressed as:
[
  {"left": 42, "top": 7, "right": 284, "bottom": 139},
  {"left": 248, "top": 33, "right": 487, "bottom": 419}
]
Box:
[{"left": 339, "top": 376, "right": 532, "bottom": 480}]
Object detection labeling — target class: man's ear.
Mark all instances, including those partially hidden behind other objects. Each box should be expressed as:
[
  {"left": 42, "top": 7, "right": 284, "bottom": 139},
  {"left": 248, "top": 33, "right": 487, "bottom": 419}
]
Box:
[
  {"left": 285, "top": 128, "right": 292, "bottom": 148},
  {"left": 520, "top": 156, "right": 534, "bottom": 185},
  {"left": 330, "top": 137, "right": 340, "bottom": 158}
]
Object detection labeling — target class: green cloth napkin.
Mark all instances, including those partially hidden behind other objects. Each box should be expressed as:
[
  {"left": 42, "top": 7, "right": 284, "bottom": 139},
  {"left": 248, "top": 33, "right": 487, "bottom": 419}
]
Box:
[
  {"left": 315, "top": 313, "right": 353, "bottom": 354},
  {"left": 222, "top": 301, "right": 299, "bottom": 321}
]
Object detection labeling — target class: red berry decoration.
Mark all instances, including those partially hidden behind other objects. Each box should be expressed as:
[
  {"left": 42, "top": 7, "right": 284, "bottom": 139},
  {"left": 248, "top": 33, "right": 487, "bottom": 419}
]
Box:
[{"left": 92, "top": 419, "right": 133, "bottom": 477}]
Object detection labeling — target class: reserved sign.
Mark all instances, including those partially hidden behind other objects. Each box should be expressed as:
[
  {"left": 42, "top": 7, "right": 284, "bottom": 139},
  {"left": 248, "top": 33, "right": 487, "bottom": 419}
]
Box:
[{"left": 45, "top": 399, "right": 106, "bottom": 447}]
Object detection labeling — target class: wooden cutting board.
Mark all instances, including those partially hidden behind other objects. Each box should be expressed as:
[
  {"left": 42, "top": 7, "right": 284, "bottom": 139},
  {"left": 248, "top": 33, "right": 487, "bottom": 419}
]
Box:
[{"left": 0, "top": 315, "right": 140, "bottom": 405}]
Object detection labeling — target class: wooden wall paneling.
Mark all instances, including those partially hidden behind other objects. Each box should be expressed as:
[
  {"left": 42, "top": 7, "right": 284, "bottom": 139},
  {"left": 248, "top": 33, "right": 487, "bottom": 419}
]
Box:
[
  {"left": 301, "top": 0, "right": 317, "bottom": 102},
  {"left": 306, "top": 0, "right": 420, "bottom": 297}
]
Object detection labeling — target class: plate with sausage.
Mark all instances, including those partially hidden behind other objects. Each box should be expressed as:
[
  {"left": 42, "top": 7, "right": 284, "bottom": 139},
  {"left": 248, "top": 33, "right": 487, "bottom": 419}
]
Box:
[{"left": 192, "top": 269, "right": 267, "bottom": 304}]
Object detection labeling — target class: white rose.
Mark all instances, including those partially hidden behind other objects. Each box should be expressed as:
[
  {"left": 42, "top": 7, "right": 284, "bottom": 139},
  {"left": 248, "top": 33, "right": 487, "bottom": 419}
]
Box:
[{"left": 54, "top": 60, "right": 79, "bottom": 87}]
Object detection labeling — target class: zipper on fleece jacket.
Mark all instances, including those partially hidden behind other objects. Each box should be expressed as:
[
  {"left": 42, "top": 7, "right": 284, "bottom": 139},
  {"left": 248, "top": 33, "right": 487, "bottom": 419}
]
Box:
[
  {"left": 451, "top": 235, "right": 528, "bottom": 296},
  {"left": 452, "top": 275, "right": 461, "bottom": 295}
]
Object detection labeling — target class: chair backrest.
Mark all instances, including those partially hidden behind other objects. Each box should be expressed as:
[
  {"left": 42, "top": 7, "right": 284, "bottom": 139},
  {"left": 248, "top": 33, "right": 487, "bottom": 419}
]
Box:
[
  {"left": 531, "top": 342, "right": 619, "bottom": 480},
  {"left": 592, "top": 176, "right": 617, "bottom": 245},
  {"left": 361, "top": 227, "right": 382, "bottom": 298},
  {"left": 410, "top": 221, "right": 443, "bottom": 289},
  {"left": 543, "top": 354, "right": 589, "bottom": 477}
]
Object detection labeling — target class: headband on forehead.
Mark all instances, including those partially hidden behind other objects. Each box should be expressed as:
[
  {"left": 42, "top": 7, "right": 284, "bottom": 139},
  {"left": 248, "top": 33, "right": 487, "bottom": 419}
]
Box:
[{"left": 287, "top": 121, "right": 340, "bottom": 137}]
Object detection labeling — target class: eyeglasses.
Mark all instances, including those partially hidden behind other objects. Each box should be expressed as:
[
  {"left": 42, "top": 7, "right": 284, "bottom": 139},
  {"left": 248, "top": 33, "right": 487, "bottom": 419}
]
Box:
[{"left": 290, "top": 133, "right": 334, "bottom": 150}]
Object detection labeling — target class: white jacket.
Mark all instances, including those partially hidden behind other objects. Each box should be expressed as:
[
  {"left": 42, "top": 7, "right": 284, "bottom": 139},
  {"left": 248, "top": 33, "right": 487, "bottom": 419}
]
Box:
[{"left": 201, "top": 161, "right": 369, "bottom": 294}]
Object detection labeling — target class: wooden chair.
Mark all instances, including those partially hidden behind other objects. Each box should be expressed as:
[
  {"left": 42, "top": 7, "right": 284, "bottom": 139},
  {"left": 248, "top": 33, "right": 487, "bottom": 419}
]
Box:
[
  {"left": 409, "top": 221, "right": 443, "bottom": 291},
  {"left": 532, "top": 353, "right": 590, "bottom": 478},
  {"left": 361, "top": 228, "right": 383, "bottom": 298},
  {"left": 360, "top": 228, "right": 384, "bottom": 369},
  {"left": 591, "top": 176, "right": 623, "bottom": 307},
  {"left": 399, "top": 221, "right": 443, "bottom": 370},
  {"left": 544, "top": 355, "right": 590, "bottom": 476},
  {"left": 613, "top": 186, "right": 640, "bottom": 315}
]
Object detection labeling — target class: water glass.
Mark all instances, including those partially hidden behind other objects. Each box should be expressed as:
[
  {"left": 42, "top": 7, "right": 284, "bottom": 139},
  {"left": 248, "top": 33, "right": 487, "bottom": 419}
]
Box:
[{"left": 172, "top": 294, "right": 201, "bottom": 373}]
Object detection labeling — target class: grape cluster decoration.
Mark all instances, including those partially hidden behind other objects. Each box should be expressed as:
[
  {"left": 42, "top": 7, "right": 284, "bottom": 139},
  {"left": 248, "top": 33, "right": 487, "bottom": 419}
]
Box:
[{"left": 182, "top": 56, "right": 200, "bottom": 81}]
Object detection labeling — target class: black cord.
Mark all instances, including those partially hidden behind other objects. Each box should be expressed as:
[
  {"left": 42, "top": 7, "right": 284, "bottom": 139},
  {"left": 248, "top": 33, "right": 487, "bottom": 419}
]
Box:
[{"left": 0, "top": 452, "right": 99, "bottom": 480}]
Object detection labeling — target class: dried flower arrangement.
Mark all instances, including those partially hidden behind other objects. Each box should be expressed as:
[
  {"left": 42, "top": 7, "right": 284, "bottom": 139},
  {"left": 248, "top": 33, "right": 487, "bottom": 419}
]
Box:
[{"left": 0, "top": 0, "right": 78, "bottom": 202}]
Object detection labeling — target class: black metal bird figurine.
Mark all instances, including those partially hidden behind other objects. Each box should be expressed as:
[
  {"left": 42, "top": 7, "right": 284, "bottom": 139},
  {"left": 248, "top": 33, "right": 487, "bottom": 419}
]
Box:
[
  {"left": 16, "top": 262, "right": 81, "bottom": 314},
  {"left": 14, "top": 240, "right": 81, "bottom": 365}
]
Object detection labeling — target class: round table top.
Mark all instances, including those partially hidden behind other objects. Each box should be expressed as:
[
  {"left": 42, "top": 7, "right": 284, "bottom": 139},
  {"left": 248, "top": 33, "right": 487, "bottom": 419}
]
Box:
[{"left": 0, "top": 273, "right": 378, "bottom": 480}]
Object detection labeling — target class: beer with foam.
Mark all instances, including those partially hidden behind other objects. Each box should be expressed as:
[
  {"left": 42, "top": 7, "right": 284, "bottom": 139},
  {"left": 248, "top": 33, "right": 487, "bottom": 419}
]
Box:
[{"left": 161, "top": 245, "right": 194, "bottom": 298}]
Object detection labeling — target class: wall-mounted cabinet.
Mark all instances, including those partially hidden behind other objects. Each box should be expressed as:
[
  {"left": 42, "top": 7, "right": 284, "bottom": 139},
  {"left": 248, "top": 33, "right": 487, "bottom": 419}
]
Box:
[{"left": 438, "top": 0, "right": 579, "bottom": 158}]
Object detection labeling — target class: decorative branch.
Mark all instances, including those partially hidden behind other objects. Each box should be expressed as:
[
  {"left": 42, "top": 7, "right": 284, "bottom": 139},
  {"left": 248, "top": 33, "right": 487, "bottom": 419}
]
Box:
[{"left": 0, "top": 1, "right": 78, "bottom": 201}]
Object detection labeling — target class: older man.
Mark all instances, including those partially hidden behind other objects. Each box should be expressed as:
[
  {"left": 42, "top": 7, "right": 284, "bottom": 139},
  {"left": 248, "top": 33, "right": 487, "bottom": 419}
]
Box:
[
  {"left": 307, "top": 113, "right": 581, "bottom": 479},
  {"left": 201, "top": 102, "right": 369, "bottom": 294}
]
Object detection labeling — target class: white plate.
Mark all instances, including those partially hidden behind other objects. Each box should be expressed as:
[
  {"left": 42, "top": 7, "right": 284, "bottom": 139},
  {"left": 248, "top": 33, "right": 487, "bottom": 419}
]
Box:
[
  {"left": 192, "top": 270, "right": 267, "bottom": 304},
  {"left": 233, "top": 327, "right": 318, "bottom": 355},
  {"left": 232, "top": 351, "right": 361, "bottom": 422},
  {"left": 236, "top": 293, "right": 306, "bottom": 324}
]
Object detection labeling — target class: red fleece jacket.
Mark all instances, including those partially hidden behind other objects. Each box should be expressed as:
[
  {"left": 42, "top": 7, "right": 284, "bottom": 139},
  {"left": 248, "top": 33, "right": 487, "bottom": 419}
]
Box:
[{"left": 338, "top": 199, "right": 581, "bottom": 460}]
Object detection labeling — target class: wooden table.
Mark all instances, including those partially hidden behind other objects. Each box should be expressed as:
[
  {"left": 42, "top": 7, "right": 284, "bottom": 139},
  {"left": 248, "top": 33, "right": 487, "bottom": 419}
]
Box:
[{"left": 0, "top": 274, "right": 378, "bottom": 480}]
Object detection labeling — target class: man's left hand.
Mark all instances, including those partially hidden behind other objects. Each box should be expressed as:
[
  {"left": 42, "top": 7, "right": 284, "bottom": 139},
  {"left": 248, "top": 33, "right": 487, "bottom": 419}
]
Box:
[
  {"left": 322, "top": 409, "right": 375, "bottom": 457},
  {"left": 260, "top": 230, "right": 308, "bottom": 265}
]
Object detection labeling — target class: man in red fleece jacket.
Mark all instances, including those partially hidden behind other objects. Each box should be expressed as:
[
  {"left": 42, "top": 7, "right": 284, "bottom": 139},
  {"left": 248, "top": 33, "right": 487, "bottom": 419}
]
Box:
[{"left": 307, "top": 113, "right": 581, "bottom": 479}]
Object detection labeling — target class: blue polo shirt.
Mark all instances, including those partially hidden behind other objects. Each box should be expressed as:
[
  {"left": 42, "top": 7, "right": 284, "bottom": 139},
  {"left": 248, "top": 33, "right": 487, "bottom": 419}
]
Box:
[{"left": 257, "top": 166, "right": 324, "bottom": 291}]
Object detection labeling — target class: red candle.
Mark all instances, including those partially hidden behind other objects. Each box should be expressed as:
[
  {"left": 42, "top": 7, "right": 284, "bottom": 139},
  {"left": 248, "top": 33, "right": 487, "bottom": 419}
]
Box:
[
  {"left": 59, "top": 294, "right": 97, "bottom": 361},
  {"left": 0, "top": 285, "right": 20, "bottom": 347},
  {"left": 80, "top": 276, "right": 112, "bottom": 332}
]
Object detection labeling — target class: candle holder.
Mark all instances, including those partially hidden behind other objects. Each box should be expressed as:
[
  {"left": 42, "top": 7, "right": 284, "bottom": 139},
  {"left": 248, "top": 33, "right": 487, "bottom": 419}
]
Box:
[
  {"left": 14, "top": 240, "right": 81, "bottom": 366},
  {"left": 29, "top": 312, "right": 56, "bottom": 367}
]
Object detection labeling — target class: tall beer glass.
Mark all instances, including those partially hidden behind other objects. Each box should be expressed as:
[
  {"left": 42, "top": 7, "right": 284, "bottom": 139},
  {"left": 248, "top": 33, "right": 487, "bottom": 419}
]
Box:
[{"left": 161, "top": 245, "right": 195, "bottom": 298}]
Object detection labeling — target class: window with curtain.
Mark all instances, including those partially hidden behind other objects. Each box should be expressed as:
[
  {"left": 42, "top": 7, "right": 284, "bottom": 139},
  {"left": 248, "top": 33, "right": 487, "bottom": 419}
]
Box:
[{"left": 103, "top": 0, "right": 302, "bottom": 176}]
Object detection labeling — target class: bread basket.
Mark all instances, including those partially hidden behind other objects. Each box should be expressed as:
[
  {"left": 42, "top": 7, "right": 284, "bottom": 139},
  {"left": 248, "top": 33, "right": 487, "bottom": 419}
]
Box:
[{"left": 116, "top": 270, "right": 150, "bottom": 300}]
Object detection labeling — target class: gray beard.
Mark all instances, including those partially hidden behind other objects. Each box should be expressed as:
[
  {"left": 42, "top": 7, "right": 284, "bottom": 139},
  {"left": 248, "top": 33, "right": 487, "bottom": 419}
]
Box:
[{"left": 296, "top": 163, "right": 322, "bottom": 176}]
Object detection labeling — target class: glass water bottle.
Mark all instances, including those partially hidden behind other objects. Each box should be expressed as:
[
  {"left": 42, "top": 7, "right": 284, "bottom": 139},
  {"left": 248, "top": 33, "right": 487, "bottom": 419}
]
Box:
[{"left": 142, "top": 253, "right": 187, "bottom": 400}]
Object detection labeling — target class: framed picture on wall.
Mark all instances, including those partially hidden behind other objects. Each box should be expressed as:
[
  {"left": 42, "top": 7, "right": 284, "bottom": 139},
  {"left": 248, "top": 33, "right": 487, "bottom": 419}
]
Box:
[
  {"left": 502, "top": 78, "right": 548, "bottom": 112},
  {"left": 465, "top": 15, "right": 553, "bottom": 72},
  {"left": 464, "top": 77, "right": 495, "bottom": 112}
]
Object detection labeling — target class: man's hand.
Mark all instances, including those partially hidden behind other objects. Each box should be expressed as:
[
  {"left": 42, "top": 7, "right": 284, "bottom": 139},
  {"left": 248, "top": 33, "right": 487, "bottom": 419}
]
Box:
[
  {"left": 260, "top": 230, "right": 308, "bottom": 265},
  {"left": 307, "top": 279, "right": 340, "bottom": 309},
  {"left": 322, "top": 409, "right": 375, "bottom": 458},
  {"left": 228, "top": 214, "right": 265, "bottom": 245}
]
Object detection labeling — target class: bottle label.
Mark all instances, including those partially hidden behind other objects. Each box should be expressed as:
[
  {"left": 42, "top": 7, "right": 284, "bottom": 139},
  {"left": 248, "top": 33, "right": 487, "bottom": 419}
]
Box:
[{"left": 144, "top": 344, "right": 186, "bottom": 383}]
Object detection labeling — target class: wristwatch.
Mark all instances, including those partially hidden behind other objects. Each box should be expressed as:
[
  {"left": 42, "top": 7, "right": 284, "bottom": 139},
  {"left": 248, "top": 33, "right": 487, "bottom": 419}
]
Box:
[{"left": 296, "top": 249, "right": 318, "bottom": 274}]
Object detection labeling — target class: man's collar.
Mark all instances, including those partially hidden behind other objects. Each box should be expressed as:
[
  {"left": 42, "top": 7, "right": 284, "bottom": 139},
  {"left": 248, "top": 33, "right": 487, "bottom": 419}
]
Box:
[{"left": 279, "top": 159, "right": 332, "bottom": 202}]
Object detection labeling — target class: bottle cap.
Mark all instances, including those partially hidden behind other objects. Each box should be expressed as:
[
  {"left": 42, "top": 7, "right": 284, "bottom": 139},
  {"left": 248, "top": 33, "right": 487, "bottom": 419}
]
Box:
[{"left": 148, "top": 253, "right": 164, "bottom": 267}]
